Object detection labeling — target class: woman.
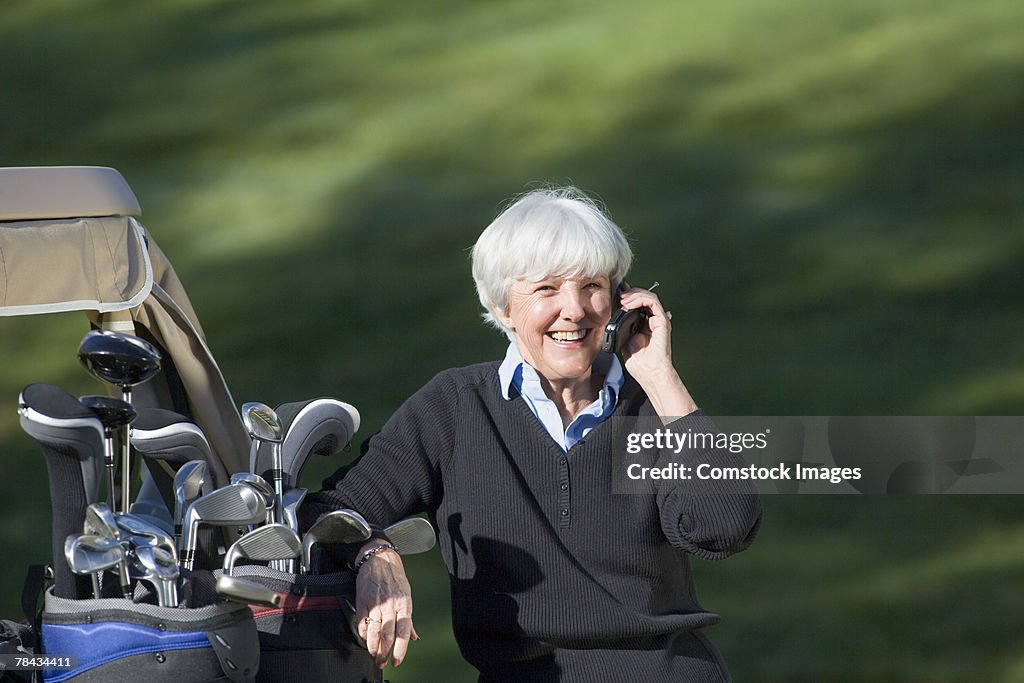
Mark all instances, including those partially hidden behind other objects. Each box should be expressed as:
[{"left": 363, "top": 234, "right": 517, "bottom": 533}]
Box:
[{"left": 304, "top": 187, "right": 762, "bottom": 682}]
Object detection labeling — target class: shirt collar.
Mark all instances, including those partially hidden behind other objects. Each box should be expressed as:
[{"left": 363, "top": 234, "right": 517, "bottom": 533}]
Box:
[{"left": 498, "top": 342, "right": 623, "bottom": 403}]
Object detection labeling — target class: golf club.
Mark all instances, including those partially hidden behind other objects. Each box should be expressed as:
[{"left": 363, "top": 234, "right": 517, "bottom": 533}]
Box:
[
  {"left": 241, "top": 402, "right": 284, "bottom": 525},
  {"left": 301, "top": 509, "right": 373, "bottom": 574},
  {"left": 382, "top": 516, "right": 436, "bottom": 555},
  {"left": 83, "top": 503, "right": 133, "bottom": 599},
  {"left": 179, "top": 483, "right": 267, "bottom": 571},
  {"left": 65, "top": 532, "right": 126, "bottom": 600},
  {"left": 222, "top": 523, "right": 301, "bottom": 575},
  {"left": 131, "top": 545, "right": 180, "bottom": 607},
  {"left": 173, "top": 460, "right": 208, "bottom": 543},
  {"left": 79, "top": 395, "right": 136, "bottom": 512},
  {"left": 78, "top": 330, "right": 162, "bottom": 514},
  {"left": 273, "top": 487, "right": 308, "bottom": 572},
  {"left": 115, "top": 512, "right": 178, "bottom": 558},
  {"left": 230, "top": 472, "right": 276, "bottom": 526}
]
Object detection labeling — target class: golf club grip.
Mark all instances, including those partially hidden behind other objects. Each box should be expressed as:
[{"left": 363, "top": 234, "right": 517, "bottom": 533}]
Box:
[{"left": 38, "top": 442, "right": 93, "bottom": 599}]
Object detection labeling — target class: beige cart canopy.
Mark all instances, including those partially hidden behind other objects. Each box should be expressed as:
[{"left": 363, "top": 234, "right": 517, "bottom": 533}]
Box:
[{"left": 0, "top": 166, "right": 250, "bottom": 481}]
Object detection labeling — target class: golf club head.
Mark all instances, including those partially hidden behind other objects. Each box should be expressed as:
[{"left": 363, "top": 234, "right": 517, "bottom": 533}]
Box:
[
  {"left": 124, "top": 532, "right": 177, "bottom": 561},
  {"left": 382, "top": 516, "right": 436, "bottom": 555},
  {"left": 230, "top": 472, "right": 276, "bottom": 522},
  {"left": 180, "top": 484, "right": 268, "bottom": 570},
  {"left": 78, "top": 330, "right": 161, "bottom": 390},
  {"left": 132, "top": 545, "right": 180, "bottom": 607},
  {"left": 84, "top": 503, "right": 121, "bottom": 542},
  {"left": 116, "top": 513, "right": 177, "bottom": 555},
  {"left": 65, "top": 533, "right": 125, "bottom": 576},
  {"left": 79, "top": 395, "right": 137, "bottom": 431},
  {"left": 82, "top": 502, "right": 134, "bottom": 599},
  {"left": 215, "top": 575, "right": 282, "bottom": 608},
  {"left": 302, "top": 509, "right": 372, "bottom": 573},
  {"left": 134, "top": 545, "right": 179, "bottom": 579},
  {"left": 242, "top": 403, "right": 286, "bottom": 527},
  {"left": 241, "top": 402, "right": 283, "bottom": 444},
  {"left": 223, "top": 523, "right": 301, "bottom": 575}
]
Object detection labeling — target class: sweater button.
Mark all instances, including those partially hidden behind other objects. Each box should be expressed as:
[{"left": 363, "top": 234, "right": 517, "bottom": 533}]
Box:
[
  {"left": 560, "top": 483, "right": 569, "bottom": 492},
  {"left": 561, "top": 508, "right": 569, "bottom": 516}
]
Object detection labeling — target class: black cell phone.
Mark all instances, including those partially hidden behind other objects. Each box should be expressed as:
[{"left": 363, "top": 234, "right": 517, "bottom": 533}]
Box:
[{"left": 601, "top": 305, "right": 650, "bottom": 354}]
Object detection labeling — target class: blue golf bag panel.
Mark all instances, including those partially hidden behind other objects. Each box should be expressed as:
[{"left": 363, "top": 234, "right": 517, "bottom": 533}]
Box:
[
  {"left": 41, "top": 589, "right": 259, "bottom": 682},
  {"left": 42, "top": 620, "right": 207, "bottom": 679}
]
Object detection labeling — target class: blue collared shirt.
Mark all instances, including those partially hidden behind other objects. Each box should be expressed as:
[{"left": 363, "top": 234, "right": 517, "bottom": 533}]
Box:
[{"left": 498, "top": 343, "right": 624, "bottom": 452}]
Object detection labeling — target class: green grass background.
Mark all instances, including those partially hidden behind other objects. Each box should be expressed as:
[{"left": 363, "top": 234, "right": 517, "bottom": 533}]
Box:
[{"left": 2, "top": 0, "right": 1023, "bottom": 680}]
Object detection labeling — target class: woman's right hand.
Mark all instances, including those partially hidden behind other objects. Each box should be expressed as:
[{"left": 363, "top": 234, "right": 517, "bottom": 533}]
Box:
[
  {"left": 619, "top": 284, "right": 698, "bottom": 418},
  {"left": 354, "top": 541, "right": 419, "bottom": 668}
]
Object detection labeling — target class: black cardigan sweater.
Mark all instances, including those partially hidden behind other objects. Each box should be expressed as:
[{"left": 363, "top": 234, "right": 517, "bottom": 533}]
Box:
[{"left": 305, "top": 362, "right": 762, "bottom": 682}]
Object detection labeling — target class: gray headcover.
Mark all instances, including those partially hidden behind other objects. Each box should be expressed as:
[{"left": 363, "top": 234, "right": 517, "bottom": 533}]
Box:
[
  {"left": 251, "top": 398, "right": 360, "bottom": 489},
  {"left": 132, "top": 407, "right": 214, "bottom": 463}
]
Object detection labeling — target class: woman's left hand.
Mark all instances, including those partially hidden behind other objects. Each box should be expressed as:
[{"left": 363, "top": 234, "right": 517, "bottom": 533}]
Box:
[
  {"left": 355, "top": 544, "right": 419, "bottom": 668},
  {"left": 618, "top": 284, "right": 698, "bottom": 417}
]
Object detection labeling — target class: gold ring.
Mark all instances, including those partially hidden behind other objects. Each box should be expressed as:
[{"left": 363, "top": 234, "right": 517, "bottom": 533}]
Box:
[{"left": 365, "top": 617, "right": 380, "bottom": 625}]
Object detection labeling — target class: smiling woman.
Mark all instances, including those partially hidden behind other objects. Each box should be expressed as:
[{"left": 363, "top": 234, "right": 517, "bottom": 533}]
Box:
[
  {"left": 495, "top": 275, "right": 614, "bottom": 419},
  {"left": 301, "top": 186, "right": 762, "bottom": 682},
  {"left": 470, "top": 188, "right": 632, "bottom": 339}
]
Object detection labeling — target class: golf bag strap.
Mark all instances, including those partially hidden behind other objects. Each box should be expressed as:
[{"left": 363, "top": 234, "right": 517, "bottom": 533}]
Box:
[{"left": 20, "top": 564, "right": 47, "bottom": 645}]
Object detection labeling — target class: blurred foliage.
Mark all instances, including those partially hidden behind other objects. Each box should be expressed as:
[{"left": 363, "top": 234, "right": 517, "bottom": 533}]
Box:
[{"left": 1, "top": 0, "right": 1023, "bottom": 680}]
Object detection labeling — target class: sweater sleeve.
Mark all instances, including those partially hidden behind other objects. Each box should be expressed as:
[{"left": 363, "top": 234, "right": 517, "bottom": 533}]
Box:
[
  {"left": 654, "top": 410, "right": 763, "bottom": 560},
  {"left": 301, "top": 370, "right": 456, "bottom": 531}
]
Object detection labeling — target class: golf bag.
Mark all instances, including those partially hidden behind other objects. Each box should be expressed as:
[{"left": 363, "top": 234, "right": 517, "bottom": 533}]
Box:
[
  {"left": 39, "top": 590, "right": 258, "bottom": 683},
  {"left": 0, "top": 167, "right": 375, "bottom": 681}
]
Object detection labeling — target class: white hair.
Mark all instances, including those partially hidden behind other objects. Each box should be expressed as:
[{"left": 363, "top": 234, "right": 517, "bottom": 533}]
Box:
[{"left": 471, "top": 186, "right": 633, "bottom": 339}]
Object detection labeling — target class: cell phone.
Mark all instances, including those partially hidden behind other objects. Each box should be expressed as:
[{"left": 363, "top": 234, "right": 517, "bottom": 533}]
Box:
[
  {"left": 601, "top": 281, "right": 659, "bottom": 354},
  {"left": 601, "top": 305, "right": 650, "bottom": 354}
]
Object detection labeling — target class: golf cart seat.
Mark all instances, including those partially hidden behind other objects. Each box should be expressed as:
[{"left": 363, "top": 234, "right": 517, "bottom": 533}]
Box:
[
  {"left": 1, "top": 166, "right": 360, "bottom": 492},
  {"left": 0, "top": 166, "right": 141, "bottom": 221}
]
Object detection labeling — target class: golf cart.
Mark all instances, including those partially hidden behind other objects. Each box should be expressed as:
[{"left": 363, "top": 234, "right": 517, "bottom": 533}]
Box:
[{"left": 0, "top": 166, "right": 425, "bottom": 682}]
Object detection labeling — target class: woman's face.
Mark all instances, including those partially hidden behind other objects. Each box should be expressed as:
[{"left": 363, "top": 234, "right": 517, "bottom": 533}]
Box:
[{"left": 498, "top": 275, "right": 614, "bottom": 387}]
